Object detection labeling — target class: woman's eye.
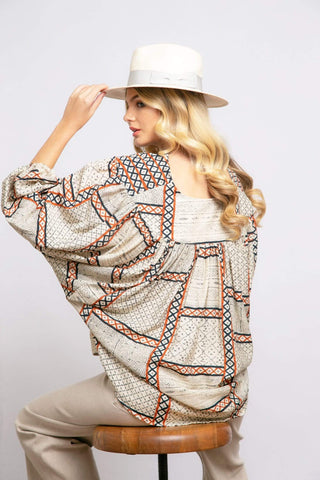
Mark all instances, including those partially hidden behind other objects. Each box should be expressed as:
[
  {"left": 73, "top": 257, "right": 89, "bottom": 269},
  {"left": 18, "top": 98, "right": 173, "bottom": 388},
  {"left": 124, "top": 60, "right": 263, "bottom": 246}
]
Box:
[{"left": 137, "top": 101, "right": 145, "bottom": 108}]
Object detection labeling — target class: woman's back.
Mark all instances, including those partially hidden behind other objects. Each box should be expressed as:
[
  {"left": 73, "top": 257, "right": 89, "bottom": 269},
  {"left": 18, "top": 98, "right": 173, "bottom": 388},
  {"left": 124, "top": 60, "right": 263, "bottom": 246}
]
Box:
[
  {"left": 2, "top": 150, "right": 257, "bottom": 426},
  {"left": 161, "top": 150, "right": 212, "bottom": 198}
]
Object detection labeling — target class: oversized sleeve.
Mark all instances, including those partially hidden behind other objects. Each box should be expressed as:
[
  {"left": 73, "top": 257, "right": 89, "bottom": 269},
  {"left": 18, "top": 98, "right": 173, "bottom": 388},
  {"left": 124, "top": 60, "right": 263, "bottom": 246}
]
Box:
[
  {"left": 227, "top": 168, "right": 259, "bottom": 294},
  {"left": 1, "top": 158, "right": 121, "bottom": 254},
  {"left": 239, "top": 189, "right": 258, "bottom": 295}
]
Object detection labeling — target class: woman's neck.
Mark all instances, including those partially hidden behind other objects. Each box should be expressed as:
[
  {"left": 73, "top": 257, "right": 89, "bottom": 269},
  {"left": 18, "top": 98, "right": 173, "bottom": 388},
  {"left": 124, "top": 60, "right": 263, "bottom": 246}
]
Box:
[{"left": 167, "top": 151, "right": 211, "bottom": 199}]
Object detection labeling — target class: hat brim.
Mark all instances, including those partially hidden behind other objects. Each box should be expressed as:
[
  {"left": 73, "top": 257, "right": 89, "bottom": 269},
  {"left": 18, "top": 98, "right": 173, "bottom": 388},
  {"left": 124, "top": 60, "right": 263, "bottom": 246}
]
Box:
[{"left": 104, "top": 84, "right": 228, "bottom": 108}]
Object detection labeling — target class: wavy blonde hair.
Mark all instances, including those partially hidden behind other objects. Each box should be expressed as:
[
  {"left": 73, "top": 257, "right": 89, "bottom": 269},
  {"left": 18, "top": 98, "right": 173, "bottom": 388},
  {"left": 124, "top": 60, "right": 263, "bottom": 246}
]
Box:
[{"left": 130, "top": 87, "right": 266, "bottom": 241}]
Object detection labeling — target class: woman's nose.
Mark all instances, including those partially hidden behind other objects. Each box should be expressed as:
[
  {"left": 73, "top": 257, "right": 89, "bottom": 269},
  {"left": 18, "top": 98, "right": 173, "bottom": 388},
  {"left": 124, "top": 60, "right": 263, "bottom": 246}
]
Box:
[{"left": 123, "top": 109, "right": 135, "bottom": 123}]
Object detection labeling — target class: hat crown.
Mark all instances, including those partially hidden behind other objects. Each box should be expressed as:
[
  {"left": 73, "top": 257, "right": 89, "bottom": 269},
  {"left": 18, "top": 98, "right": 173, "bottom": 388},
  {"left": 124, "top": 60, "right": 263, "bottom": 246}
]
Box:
[
  {"left": 104, "top": 43, "right": 228, "bottom": 108},
  {"left": 130, "top": 43, "right": 203, "bottom": 77}
]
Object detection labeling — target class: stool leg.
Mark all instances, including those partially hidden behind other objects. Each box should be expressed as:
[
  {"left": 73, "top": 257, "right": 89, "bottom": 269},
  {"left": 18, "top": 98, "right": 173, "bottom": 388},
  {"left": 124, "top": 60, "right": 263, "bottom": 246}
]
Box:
[{"left": 158, "top": 454, "right": 168, "bottom": 480}]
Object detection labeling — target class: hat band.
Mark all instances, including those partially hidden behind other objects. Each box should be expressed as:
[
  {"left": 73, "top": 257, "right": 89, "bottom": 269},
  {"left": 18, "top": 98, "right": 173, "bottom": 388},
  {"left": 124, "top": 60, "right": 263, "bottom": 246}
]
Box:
[{"left": 127, "top": 70, "right": 203, "bottom": 91}]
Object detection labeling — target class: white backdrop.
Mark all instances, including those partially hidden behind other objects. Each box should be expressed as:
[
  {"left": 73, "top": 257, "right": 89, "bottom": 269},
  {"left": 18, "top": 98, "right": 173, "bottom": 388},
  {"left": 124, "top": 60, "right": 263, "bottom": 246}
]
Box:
[{"left": 1, "top": 1, "right": 319, "bottom": 479}]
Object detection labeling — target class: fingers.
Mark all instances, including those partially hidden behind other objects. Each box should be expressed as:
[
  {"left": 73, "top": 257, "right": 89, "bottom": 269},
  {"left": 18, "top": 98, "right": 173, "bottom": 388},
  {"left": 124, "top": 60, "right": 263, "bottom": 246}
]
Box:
[
  {"left": 69, "top": 85, "right": 109, "bottom": 109},
  {"left": 92, "top": 91, "right": 106, "bottom": 108},
  {"left": 72, "top": 84, "right": 109, "bottom": 97},
  {"left": 72, "top": 84, "right": 88, "bottom": 94},
  {"left": 62, "top": 84, "right": 109, "bottom": 131}
]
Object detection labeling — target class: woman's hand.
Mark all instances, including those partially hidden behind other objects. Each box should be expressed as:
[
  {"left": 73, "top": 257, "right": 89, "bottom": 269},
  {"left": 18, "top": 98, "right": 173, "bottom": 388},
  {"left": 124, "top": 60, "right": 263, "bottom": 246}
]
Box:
[
  {"left": 60, "top": 84, "right": 109, "bottom": 133},
  {"left": 29, "top": 84, "right": 109, "bottom": 169}
]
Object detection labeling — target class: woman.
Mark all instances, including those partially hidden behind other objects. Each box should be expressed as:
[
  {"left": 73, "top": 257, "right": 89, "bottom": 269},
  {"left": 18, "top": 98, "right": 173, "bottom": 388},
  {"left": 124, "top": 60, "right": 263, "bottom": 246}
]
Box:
[{"left": 2, "top": 43, "right": 265, "bottom": 480}]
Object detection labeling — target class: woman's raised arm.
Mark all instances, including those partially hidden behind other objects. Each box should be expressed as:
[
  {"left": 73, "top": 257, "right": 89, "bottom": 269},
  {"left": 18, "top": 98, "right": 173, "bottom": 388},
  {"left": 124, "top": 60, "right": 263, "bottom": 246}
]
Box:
[{"left": 30, "top": 84, "right": 109, "bottom": 169}]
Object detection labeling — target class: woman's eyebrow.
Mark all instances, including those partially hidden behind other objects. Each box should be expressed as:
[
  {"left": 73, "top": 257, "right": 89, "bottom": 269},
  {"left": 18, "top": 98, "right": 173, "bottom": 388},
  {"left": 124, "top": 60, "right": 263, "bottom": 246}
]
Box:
[{"left": 125, "top": 94, "right": 139, "bottom": 107}]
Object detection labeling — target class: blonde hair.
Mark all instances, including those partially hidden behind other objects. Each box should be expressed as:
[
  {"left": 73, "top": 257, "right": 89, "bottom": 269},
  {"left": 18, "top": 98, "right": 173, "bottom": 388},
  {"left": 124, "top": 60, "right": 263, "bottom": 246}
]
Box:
[{"left": 130, "top": 87, "right": 266, "bottom": 241}]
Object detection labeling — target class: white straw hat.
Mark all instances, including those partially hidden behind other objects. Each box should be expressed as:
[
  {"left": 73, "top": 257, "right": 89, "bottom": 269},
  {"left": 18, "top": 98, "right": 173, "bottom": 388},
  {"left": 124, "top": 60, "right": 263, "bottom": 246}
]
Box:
[{"left": 104, "top": 43, "right": 228, "bottom": 108}]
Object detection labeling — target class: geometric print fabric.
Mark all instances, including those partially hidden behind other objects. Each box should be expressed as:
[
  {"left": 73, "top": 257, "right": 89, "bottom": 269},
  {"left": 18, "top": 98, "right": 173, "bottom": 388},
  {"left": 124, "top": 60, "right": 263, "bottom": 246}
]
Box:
[{"left": 2, "top": 152, "right": 258, "bottom": 426}]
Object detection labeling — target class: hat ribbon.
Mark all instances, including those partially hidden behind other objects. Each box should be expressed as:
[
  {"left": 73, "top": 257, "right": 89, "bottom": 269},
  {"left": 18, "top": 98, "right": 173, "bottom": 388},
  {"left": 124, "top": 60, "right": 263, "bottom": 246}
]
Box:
[{"left": 128, "top": 70, "right": 203, "bottom": 90}]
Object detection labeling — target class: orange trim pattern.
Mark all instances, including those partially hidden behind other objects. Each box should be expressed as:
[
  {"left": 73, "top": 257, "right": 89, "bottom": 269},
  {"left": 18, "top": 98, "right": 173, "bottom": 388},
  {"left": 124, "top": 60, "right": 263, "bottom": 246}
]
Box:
[{"left": 2, "top": 153, "right": 258, "bottom": 426}]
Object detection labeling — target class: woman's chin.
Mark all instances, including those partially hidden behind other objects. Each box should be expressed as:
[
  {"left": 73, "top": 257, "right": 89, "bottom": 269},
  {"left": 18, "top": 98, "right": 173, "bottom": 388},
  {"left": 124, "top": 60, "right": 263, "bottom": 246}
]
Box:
[{"left": 133, "top": 138, "right": 145, "bottom": 148}]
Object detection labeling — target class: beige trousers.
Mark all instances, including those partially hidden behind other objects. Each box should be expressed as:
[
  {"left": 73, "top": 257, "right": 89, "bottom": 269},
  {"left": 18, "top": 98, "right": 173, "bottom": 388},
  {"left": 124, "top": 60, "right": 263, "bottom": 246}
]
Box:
[{"left": 15, "top": 373, "right": 248, "bottom": 480}]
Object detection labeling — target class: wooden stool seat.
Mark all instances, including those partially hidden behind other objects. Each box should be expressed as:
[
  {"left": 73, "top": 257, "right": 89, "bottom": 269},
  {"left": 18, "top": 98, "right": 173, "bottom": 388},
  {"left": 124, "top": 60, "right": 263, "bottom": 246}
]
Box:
[
  {"left": 93, "top": 421, "right": 232, "bottom": 454},
  {"left": 93, "top": 421, "right": 232, "bottom": 479}
]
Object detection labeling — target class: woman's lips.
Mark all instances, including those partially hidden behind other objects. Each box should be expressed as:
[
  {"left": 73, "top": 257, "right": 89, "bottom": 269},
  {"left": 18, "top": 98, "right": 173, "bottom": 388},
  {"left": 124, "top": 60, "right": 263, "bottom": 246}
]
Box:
[{"left": 133, "top": 130, "right": 141, "bottom": 136}]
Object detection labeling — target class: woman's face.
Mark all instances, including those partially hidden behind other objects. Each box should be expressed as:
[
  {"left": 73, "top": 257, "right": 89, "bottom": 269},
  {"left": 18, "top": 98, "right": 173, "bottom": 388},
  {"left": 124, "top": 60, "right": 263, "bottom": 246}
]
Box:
[{"left": 123, "top": 88, "right": 162, "bottom": 148}]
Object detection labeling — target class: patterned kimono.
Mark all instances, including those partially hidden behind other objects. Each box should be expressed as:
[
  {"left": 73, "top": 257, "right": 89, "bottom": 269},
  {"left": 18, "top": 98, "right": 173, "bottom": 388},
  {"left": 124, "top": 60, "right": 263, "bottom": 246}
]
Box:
[{"left": 1, "top": 152, "right": 258, "bottom": 426}]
